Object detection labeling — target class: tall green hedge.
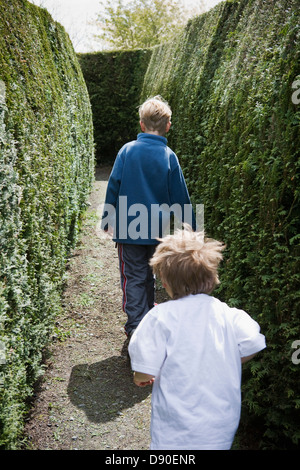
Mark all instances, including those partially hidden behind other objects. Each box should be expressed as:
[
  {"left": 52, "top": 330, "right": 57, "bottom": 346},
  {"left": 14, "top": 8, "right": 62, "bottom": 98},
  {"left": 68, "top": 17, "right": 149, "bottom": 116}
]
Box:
[
  {"left": 0, "top": 0, "right": 94, "bottom": 448},
  {"left": 141, "top": 0, "right": 299, "bottom": 449},
  {"left": 78, "top": 49, "right": 152, "bottom": 164}
]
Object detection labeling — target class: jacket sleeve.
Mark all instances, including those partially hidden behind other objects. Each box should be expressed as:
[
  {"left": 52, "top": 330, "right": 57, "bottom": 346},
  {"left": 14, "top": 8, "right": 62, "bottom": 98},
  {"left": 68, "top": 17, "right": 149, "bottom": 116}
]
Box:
[
  {"left": 168, "top": 153, "right": 196, "bottom": 231},
  {"left": 101, "top": 150, "right": 124, "bottom": 230}
]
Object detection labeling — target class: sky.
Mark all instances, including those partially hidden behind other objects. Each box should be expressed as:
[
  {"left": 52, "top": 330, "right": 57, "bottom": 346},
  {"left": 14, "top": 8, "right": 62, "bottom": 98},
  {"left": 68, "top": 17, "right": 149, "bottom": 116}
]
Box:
[{"left": 28, "top": 0, "right": 224, "bottom": 53}]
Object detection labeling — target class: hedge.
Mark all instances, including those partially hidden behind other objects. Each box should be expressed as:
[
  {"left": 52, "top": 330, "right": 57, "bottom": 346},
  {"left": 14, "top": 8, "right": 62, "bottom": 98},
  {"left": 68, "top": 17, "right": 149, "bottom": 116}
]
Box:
[
  {"left": 78, "top": 49, "right": 152, "bottom": 164},
  {"left": 141, "top": 0, "right": 299, "bottom": 449},
  {"left": 0, "top": 0, "right": 94, "bottom": 448}
]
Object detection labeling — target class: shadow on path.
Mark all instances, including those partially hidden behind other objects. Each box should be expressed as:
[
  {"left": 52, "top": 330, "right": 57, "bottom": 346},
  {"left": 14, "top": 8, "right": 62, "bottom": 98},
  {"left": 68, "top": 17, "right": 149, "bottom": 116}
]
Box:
[{"left": 67, "top": 344, "right": 151, "bottom": 424}]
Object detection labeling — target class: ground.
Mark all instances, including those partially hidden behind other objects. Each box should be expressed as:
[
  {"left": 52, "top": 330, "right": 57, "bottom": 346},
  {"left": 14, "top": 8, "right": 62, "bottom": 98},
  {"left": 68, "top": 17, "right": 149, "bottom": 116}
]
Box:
[{"left": 24, "top": 166, "right": 168, "bottom": 450}]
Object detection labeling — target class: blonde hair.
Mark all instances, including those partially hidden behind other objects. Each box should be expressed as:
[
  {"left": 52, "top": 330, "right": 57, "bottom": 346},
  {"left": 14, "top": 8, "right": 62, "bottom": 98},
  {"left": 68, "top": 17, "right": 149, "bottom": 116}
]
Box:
[
  {"left": 150, "top": 225, "right": 225, "bottom": 299},
  {"left": 139, "top": 95, "right": 172, "bottom": 135}
]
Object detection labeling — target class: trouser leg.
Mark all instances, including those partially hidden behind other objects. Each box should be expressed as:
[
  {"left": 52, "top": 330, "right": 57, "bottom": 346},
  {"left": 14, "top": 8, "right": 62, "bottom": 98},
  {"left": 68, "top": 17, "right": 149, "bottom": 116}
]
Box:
[
  {"left": 145, "top": 245, "right": 156, "bottom": 309},
  {"left": 117, "top": 243, "right": 156, "bottom": 336}
]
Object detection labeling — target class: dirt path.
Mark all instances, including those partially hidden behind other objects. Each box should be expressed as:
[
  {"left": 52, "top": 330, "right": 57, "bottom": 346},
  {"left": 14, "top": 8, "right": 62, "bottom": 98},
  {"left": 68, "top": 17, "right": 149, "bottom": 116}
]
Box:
[{"left": 24, "top": 166, "right": 164, "bottom": 450}]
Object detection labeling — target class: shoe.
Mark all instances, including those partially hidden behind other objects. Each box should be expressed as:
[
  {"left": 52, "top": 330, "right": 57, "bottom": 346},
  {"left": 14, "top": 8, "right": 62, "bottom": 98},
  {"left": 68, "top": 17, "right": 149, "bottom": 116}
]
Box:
[{"left": 125, "top": 329, "right": 136, "bottom": 359}]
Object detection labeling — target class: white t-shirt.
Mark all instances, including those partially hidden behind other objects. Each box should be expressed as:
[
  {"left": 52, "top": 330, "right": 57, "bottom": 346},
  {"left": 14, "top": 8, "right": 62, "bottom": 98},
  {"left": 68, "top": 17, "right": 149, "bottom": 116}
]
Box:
[{"left": 129, "top": 294, "right": 266, "bottom": 450}]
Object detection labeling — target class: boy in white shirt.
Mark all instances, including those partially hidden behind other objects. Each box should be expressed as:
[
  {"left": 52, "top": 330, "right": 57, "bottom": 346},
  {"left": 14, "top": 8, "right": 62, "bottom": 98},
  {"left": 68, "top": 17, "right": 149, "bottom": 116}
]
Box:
[{"left": 128, "top": 225, "right": 266, "bottom": 450}]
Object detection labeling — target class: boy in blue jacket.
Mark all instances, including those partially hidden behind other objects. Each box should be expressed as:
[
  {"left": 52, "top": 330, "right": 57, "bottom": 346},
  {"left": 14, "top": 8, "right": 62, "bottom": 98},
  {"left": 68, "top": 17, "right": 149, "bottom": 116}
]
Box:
[{"left": 101, "top": 96, "right": 195, "bottom": 338}]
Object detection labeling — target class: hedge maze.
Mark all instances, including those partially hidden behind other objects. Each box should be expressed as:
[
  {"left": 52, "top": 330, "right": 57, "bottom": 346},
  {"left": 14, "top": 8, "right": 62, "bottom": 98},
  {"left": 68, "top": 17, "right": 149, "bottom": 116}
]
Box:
[{"left": 0, "top": 0, "right": 299, "bottom": 450}]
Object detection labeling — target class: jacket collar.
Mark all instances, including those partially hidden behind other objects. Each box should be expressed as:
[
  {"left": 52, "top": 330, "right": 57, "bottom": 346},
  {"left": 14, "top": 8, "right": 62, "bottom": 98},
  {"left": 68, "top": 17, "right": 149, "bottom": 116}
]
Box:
[{"left": 137, "top": 133, "right": 167, "bottom": 145}]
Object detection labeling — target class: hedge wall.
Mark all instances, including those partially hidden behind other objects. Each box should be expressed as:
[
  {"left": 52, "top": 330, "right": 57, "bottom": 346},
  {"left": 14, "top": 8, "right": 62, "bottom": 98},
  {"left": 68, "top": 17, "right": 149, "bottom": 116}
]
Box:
[
  {"left": 78, "top": 49, "right": 152, "bottom": 164},
  {"left": 141, "top": 0, "right": 299, "bottom": 449},
  {"left": 0, "top": 0, "right": 94, "bottom": 448}
]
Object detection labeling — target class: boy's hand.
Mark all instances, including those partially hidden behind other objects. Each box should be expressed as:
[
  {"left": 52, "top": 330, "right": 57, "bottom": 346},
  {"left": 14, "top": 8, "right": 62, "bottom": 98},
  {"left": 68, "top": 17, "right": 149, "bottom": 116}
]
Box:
[
  {"left": 103, "top": 225, "right": 114, "bottom": 237},
  {"left": 241, "top": 353, "right": 257, "bottom": 364},
  {"left": 133, "top": 372, "right": 155, "bottom": 387}
]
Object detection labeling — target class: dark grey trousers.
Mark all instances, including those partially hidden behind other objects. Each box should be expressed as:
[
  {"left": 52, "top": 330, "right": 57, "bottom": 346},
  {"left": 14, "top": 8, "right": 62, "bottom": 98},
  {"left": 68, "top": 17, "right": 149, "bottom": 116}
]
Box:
[{"left": 117, "top": 243, "right": 156, "bottom": 336}]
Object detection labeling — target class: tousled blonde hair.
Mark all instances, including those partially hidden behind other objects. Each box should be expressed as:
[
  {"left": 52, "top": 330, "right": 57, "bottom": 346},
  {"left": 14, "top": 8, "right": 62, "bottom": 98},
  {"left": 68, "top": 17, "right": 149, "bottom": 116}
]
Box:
[
  {"left": 150, "top": 225, "right": 225, "bottom": 299},
  {"left": 138, "top": 95, "right": 172, "bottom": 135}
]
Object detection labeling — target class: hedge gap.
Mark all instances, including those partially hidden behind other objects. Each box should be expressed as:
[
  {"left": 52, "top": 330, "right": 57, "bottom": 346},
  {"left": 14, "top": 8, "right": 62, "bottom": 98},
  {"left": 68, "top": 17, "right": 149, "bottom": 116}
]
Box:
[{"left": 78, "top": 49, "right": 152, "bottom": 164}]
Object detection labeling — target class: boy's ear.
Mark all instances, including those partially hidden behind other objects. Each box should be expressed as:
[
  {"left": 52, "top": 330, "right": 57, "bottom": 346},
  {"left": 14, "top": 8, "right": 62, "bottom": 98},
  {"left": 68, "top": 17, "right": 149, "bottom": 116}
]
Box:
[
  {"left": 140, "top": 120, "right": 146, "bottom": 132},
  {"left": 166, "top": 121, "right": 171, "bottom": 133}
]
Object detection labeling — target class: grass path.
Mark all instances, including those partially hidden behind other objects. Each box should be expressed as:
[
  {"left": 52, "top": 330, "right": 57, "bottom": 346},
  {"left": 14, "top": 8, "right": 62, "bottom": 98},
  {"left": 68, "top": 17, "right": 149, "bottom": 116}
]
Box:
[{"left": 24, "top": 166, "right": 154, "bottom": 450}]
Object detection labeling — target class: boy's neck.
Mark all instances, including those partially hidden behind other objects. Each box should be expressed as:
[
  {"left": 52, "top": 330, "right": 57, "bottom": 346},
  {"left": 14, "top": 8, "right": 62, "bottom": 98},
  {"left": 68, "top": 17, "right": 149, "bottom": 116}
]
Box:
[
  {"left": 139, "top": 120, "right": 166, "bottom": 137},
  {"left": 144, "top": 130, "right": 164, "bottom": 136}
]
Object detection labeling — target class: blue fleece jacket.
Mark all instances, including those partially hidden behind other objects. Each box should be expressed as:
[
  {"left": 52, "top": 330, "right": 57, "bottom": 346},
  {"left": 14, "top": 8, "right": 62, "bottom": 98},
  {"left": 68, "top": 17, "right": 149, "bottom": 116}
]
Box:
[{"left": 101, "top": 133, "right": 196, "bottom": 244}]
